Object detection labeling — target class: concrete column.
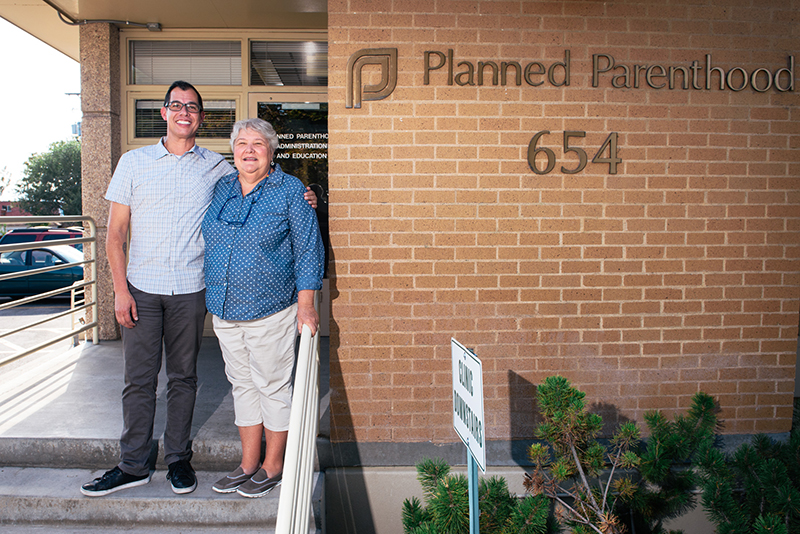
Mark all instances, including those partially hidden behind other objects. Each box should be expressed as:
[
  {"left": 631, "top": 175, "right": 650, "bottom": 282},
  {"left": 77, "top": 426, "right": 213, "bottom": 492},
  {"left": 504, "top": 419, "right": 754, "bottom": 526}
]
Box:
[{"left": 79, "top": 23, "right": 120, "bottom": 340}]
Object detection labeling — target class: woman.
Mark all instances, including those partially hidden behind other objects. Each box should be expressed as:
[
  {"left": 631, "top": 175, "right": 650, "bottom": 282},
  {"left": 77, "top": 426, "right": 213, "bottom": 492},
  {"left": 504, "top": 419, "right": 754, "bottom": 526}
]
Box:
[{"left": 202, "top": 118, "right": 325, "bottom": 498}]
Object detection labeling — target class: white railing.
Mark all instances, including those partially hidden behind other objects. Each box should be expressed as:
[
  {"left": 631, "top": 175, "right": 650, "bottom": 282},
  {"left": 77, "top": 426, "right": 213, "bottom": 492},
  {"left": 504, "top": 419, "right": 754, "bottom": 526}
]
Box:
[
  {"left": 0, "top": 216, "right": 99, "bottom": 367},
  {"left": 276, "top": 291, "right": 321, "bottom": 534}
]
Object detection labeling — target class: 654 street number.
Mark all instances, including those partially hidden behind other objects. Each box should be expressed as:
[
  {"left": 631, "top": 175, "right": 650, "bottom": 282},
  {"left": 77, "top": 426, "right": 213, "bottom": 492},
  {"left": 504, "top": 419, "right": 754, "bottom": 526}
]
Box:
[{"left": 528, "top": 131, "right": 621, "bottom": 175}]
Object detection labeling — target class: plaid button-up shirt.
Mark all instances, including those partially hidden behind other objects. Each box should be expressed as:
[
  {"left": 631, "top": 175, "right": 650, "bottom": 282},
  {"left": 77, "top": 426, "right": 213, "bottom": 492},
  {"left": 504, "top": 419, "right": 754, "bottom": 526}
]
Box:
[{"left": 105, "top": 139, "right": 233, "bottom": 295}]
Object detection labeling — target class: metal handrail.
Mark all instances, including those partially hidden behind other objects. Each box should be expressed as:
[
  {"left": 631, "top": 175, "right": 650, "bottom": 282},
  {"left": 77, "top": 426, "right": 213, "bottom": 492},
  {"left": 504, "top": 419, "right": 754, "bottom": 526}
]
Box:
[
  {"left": 0, "top": 236, "right": 93, "bottom": 254},
  {"left": 276, "top": 291, "right": 321, "bottom": 534},
  {"left": 0, "top": 258, "right": 94, "bottom": 282},
  {"left": 0, "top": 216, "right": 99, "bottom": 367}
]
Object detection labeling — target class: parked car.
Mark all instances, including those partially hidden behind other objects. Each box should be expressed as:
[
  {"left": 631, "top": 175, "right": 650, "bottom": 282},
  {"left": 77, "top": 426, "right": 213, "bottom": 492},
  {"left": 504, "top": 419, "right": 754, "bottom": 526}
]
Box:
[
  {"left": 0, "top": 227, "right": 84, "bottom": 251},
  {"left": 0, "top": 244, "right": 84, "bottom": 298}
]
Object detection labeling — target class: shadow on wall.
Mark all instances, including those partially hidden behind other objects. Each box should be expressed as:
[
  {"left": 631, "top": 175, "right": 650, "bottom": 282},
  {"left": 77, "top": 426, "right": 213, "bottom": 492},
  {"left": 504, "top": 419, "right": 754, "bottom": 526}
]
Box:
[
  {"left": 590, "top": 400, "right": 635, "bottom": 437},
  {"left": 507, "top": 370, "right": 633, "bottom": 467},
  {"left": 319, "top": 251, "right": 378, "bottom": 534},
  {"left": 508, "top": 370, "right": 541, "bottom": 466}
]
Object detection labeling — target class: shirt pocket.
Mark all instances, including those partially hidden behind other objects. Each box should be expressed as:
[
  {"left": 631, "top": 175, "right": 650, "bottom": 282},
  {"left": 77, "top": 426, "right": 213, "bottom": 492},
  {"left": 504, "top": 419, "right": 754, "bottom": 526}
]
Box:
[
  {"left": 131, "top": 169, "right": 175, "bottom": 213},
  {"left": 187, "top": 171, "right": 218, "bottom": 209}
]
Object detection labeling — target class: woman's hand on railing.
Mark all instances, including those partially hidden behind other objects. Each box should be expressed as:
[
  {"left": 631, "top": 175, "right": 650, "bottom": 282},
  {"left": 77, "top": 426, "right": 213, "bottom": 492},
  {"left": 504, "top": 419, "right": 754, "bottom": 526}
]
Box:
[{"left": 296, "top": 289, "right": 319, "bottom": 336}]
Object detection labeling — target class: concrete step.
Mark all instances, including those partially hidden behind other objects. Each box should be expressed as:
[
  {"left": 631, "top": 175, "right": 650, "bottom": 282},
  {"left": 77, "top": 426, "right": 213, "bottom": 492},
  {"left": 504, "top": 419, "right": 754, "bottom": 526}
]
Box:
[
  {"left": 0, "top": 437, "right": 242, "bottom": 471},
  {"left": 0, "top": 436, "right": 329, "bottom": 475},
  {"left": 0, "top": 467, "right": 324, "bottom": 533},
  {"left": 0, "top": 527, "right": 275, "bottom": 533}
]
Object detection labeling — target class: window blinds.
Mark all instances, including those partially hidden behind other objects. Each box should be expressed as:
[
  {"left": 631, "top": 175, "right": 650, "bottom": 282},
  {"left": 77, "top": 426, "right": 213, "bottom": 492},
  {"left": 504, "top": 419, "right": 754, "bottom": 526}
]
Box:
[
  {"left": 135, "top": 100, "right": 236, "bottom": 138},
  {"left": 131, "top": 41, "right": 242, "bottom": 85}
]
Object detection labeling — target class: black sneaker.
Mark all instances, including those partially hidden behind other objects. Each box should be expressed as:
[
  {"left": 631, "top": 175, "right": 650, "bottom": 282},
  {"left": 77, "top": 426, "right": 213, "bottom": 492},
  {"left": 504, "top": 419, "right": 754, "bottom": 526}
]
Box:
[
  {"left": 167, "top": 459, "right": 197, "bottom": 494},
  {"left": 80, "top": 467, "right": 151, "bottom": 497}
]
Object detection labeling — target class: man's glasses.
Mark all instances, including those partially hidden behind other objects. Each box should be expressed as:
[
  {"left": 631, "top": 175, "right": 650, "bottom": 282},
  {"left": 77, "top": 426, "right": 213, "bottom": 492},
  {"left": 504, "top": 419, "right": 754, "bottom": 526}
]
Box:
[
  {"left": 217, "top": 182, "right": 265, "bottom": 227},
  {"left": 165, "top": 101, "right": 202, "bottom": 114}
]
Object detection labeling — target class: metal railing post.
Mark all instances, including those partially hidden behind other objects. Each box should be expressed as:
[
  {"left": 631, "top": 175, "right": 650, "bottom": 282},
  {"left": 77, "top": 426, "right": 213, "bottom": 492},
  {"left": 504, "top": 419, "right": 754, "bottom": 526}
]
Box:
[{"left": 87, "top": 217, "right": 98, "bottom": 344}]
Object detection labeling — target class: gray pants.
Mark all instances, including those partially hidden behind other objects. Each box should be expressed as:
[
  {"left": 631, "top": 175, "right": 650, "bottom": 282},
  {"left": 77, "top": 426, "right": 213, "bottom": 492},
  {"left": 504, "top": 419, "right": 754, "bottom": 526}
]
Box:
[{"left": 118, "top": 283, "right": 206, "bottom": 477}]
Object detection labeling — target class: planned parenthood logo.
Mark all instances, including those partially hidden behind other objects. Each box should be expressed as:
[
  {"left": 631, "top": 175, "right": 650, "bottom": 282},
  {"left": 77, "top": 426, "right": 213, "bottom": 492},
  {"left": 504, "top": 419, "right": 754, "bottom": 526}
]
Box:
[{"left": 346, "top": 48, "right": 398, "bottom": 109}]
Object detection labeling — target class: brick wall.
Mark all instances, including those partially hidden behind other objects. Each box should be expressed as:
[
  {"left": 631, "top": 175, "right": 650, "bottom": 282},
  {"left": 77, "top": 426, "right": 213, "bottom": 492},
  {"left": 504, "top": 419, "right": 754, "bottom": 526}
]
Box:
[{"left": 327, "top": 0, "right": 800, "bottom": 444}]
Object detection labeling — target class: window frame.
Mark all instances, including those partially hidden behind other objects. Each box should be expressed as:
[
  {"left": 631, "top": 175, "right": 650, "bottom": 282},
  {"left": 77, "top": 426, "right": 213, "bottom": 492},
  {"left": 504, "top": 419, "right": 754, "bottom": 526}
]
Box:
[
  {"left": 120, "top": 29, "right": 328, "bottom": 155},
  {"left": 125, "top": 91, "right": 243, "bottom": 152}
]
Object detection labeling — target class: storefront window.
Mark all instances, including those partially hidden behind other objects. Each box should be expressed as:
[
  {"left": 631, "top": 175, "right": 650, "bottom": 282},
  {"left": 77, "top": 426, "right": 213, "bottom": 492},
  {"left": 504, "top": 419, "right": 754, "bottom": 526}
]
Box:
[
  {"left": 250, "top": 41, "right": 328, "bottom": 86},
  {"left": 135, "top": 99, "right": 236, "bottom": 138},
  {"left": 130, "top": 41, "right": 242, "bottom": 85}
]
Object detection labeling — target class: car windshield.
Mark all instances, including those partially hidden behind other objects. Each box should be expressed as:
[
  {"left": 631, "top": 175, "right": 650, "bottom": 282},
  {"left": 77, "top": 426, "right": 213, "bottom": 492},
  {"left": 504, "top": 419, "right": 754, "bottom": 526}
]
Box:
[
  {"left": 48, "top": 245, "right": 84, "bottom": 263},
  {"left": 0, "top": 234, "right": 33, "bottom": 244}
]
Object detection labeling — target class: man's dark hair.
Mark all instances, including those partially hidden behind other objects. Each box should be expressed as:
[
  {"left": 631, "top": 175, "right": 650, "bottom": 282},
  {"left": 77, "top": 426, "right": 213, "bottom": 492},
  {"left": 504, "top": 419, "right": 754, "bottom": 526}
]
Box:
[{"left": 164, "top": 81, "right": 203, "bottom": 111}]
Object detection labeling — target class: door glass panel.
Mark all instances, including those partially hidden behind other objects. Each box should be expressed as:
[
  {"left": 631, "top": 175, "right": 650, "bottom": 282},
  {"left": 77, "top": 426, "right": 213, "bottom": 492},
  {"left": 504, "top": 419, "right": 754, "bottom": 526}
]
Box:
[
  {"left": 256, "top": 100, "right": 328, "bottom": 277},
  {"left": 30, "top": 250, "right": 67, "bottom": 292},
  {"left": 257, "top": 102, "right": 328, "bottom": 194},
  {"left": 31, "top": 250, "right": 55, "bottom": 267}
]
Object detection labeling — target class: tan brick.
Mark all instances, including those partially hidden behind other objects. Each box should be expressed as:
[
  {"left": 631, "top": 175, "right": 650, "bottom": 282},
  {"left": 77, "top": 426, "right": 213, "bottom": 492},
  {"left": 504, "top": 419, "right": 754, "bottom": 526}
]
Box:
[{"left": 328, "top": 0, "right": 798, "bottom": 443}]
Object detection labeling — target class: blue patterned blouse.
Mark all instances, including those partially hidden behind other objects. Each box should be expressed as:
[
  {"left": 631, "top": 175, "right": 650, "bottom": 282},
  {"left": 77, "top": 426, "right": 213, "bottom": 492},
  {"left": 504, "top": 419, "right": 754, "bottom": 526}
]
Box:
[{"left": 202, "top": 164, "right": 324, "bottom": 321}]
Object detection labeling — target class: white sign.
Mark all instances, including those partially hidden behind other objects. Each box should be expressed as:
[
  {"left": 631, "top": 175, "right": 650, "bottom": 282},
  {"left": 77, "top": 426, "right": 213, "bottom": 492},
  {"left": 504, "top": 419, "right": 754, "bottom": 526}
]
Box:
[{"left": 451, "top": 338, "right": 486, "bottom": 473}]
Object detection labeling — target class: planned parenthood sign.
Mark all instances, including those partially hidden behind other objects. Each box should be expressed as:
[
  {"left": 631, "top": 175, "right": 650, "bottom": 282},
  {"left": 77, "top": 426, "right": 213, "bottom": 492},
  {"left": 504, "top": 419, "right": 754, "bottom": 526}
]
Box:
[{"left": 451, "top": 338, "right": 486, "bottom": 472}]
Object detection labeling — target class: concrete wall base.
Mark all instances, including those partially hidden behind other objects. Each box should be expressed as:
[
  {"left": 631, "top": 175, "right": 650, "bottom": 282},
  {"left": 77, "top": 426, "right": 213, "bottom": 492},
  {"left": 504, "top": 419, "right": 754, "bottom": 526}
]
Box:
[{"left": 325, "top": 466, "right": 715, "bottom": 534}]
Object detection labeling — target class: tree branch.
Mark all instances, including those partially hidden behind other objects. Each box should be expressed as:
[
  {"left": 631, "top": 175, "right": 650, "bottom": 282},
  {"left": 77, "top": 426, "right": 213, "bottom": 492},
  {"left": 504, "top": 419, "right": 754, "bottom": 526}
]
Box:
[
  {"left": 601, "top": 447, "right": 623, "bottom": 514},
  {"left": 571, "top": 443, "right": 601, "bottom": 512},
  {"left": 551, "top": 493, "right": 605, "bottom": 534}
]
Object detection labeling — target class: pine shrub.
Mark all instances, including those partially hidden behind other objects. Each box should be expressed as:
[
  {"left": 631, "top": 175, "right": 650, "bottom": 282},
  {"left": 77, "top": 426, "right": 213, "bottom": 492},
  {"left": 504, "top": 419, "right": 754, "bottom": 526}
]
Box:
[{"left": 401, "top": 458, "right": 551, "bottom": 534}]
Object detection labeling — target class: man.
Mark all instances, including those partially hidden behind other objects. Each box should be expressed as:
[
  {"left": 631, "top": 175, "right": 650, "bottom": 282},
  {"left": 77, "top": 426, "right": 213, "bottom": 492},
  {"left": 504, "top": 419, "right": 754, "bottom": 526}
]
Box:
[{"left": 81, "top": 81, "right": 316, "bottom": 497}]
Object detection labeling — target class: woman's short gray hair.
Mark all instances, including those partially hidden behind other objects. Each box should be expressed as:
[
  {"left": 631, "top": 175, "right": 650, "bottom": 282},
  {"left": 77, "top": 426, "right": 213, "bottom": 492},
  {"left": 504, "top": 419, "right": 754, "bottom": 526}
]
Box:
[{"left": 230, "top": 118, "right": 280, "bottom": 153}]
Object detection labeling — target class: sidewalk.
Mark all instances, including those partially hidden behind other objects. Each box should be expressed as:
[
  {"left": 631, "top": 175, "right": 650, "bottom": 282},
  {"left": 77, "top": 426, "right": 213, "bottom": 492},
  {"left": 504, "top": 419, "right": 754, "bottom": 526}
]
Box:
[
  {"left": 0, "top": 336, "right": 329, "bottom": 533},
  {"left": 0, "top": 335, "right": 330, "bottom": 469}
]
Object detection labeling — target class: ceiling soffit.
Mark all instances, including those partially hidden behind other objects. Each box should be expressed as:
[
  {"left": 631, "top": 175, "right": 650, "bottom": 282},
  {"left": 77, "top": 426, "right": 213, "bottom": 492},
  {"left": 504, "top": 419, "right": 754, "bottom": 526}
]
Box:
[{"left": 0, "top": 0, "right": 328, "bottom": 61}]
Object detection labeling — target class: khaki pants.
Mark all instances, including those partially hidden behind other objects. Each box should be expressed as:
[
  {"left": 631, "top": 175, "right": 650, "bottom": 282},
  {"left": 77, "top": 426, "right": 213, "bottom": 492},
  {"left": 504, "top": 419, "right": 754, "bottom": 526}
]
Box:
[{"left": 212, "top": 303, "right": 297, "bottom": 431}]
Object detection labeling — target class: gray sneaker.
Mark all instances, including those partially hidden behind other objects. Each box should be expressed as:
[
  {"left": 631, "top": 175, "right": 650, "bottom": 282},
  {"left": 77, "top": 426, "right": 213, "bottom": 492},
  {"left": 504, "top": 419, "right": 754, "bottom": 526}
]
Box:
[
  {"left": 212, "top": 466, "right": 252, "bottom": 494},
  {"left": 236, "top": 469, "right": 282, "bottom": 498}
]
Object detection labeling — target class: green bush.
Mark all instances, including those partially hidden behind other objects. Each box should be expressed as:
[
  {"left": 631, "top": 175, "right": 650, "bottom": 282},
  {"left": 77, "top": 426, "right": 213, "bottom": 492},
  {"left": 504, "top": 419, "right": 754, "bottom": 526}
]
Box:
[
  {"left": 694, "top": 428, "right": 800, "bottom": 534},
  {"left": 401, "top": 457, "right": 552, "bottom": 534},
  {"left": 524, "top": 375, "right": 718, "bottom": 534},
  {"left": 403, "top": 376, "right": 800, "bottom": 534},
  {"left": 624, "top": 390, "right": 718, "bottom": 533}
]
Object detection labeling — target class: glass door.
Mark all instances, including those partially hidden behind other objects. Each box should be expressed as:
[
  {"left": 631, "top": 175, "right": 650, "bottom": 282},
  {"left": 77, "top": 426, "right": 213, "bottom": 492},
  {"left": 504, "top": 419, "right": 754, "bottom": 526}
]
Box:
[
  {"left": 249, "top": 92, "right": 328, "bottom": 267},
  {"left": 249, "top": 93, "right": 330, "bottom": 333},
  {"left": 249, "top": 94, "right": 328, "bottom": 198}
]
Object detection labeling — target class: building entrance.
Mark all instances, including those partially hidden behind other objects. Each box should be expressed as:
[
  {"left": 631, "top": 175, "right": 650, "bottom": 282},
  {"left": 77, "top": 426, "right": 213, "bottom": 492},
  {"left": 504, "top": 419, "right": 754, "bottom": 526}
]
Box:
[{"left": 249, "top": 94, "right": 330, "bottom": 334}]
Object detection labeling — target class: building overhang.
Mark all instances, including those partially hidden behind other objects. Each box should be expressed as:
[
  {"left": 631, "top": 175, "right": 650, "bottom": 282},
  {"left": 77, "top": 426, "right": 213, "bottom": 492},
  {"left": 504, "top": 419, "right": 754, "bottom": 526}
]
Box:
[{"left": 0, "top": 0, "right": 328, "bottom": 61}]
